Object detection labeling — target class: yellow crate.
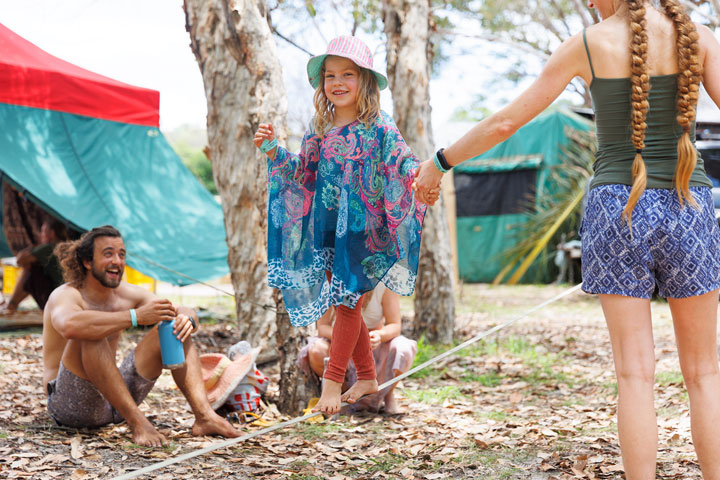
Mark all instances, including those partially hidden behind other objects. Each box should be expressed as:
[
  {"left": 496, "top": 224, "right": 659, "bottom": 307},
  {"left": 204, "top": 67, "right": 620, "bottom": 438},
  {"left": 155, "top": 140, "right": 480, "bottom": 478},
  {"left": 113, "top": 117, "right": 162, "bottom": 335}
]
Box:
[
  {"left": 124, "top": 266, "right": 156, "bottom": 293},
  {"left": 2, "top": 265, "right": 21, "bottom": 295}
]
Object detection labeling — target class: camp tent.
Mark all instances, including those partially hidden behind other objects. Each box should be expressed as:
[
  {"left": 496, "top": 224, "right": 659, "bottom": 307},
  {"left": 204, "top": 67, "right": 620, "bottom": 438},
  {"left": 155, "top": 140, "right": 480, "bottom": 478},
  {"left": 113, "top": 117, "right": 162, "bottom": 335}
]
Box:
[
  {"left": 0, "top": 23, "right": 229, "bottom": 285},
  {"left": 453, "top": 109, "right": 593, "bottom": 283}
]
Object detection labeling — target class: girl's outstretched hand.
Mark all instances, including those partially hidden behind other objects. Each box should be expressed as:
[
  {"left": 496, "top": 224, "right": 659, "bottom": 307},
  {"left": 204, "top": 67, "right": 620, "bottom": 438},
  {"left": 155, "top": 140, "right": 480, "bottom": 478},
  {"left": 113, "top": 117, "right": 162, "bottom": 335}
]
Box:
[
  {"left": 412, "top": 159, "right": 444, "bottom": 206},
  {"left": 254, "top": 123, "right": 277, "bottom": 159}
]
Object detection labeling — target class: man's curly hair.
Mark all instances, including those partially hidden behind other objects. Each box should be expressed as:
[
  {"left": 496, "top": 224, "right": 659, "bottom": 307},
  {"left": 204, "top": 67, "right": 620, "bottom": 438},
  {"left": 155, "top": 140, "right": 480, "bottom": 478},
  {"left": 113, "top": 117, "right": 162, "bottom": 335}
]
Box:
[{"left": 54, "top": 225, "right": 122, "bottom": 286}]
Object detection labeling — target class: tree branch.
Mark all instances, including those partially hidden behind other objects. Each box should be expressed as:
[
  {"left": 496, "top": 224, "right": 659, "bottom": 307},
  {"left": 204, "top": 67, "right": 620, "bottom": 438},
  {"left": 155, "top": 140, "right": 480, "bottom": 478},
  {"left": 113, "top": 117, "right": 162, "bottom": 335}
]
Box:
[
  {"left": 678, "top": 0, "right": 720, "bottom": 26},
  {"left": 437, "top": 28, "right": 550, "bottom": 60},
  {"left": 570, "top": 0, "right": 595, "bottom": 28},
  {"left": 271, "top": 26, "right": 314, "bottom": 56}
]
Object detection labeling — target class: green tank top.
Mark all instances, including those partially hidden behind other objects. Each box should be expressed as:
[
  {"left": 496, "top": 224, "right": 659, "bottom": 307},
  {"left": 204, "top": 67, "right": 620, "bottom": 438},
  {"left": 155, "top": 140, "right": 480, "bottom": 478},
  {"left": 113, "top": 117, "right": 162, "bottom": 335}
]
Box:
[{"left": 583, "top": 29, "right": 712, "bottom": 190}]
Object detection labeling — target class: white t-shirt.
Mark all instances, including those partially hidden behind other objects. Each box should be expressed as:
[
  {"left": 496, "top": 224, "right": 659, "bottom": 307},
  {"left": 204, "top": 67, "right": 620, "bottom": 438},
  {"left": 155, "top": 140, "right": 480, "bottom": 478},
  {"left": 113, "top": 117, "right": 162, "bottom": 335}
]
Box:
[{"left": 362, "top": 282, "right": 386, "bottom": 330}]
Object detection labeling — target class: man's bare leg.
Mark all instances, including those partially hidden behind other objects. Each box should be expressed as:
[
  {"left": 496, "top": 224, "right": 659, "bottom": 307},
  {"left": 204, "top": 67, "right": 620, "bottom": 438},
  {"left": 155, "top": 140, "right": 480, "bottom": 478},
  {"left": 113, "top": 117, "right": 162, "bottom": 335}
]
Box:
[
  {"left": 63, "top": 338, "right": 166, "bottom": 447},
  {"left": 134, "top": 328, "right": 239, "bottom": 438}
]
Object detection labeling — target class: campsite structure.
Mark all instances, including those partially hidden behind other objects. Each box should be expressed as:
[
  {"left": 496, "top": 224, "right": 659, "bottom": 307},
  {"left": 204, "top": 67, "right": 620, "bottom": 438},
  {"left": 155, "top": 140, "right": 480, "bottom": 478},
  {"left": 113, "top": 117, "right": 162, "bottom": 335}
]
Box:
[{"left": 0, "top": 23, "right": 228, "bottom": 285}]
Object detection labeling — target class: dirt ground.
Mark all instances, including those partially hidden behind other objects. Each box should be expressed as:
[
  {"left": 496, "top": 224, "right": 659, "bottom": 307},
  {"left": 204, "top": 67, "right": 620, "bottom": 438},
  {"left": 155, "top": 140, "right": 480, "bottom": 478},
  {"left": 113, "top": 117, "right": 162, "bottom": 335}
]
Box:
[{"left": 0, "top": 284, "right": 707, "bottom": 479}]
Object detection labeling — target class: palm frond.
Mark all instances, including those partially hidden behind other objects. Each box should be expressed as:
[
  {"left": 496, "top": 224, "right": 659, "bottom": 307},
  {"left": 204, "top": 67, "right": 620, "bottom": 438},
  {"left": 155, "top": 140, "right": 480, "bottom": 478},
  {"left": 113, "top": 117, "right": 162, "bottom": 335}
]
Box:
[{"left": 498, "top": 126, "right": 596, "bottom": 283}]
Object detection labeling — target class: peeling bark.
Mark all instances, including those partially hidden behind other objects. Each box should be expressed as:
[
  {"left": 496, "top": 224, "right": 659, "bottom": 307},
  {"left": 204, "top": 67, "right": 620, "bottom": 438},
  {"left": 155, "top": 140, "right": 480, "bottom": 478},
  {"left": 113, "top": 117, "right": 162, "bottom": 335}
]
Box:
[
  {"left": 383, "top": 0, "right": 455, "bottom": 344},
  {"left": 184, "top": 0, "right": 314, "bottom": 412}
]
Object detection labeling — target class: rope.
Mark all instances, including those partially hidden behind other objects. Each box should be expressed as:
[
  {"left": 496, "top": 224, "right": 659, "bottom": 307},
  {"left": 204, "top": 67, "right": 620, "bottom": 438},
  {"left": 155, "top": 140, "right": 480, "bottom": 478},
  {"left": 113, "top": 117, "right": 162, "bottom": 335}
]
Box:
[
  {"left": 125, "top": 252, "right": 277, "bottom": 312},
  {"left": 112, "top": 283, "right": 582, "bottom": 480}
]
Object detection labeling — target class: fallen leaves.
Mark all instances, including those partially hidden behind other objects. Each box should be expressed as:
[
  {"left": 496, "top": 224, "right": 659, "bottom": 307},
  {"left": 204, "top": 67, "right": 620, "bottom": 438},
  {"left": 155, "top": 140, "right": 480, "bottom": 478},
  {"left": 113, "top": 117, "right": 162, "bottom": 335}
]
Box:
[{"left": 0, "top": 285, "right": 707, "bottom": 479}]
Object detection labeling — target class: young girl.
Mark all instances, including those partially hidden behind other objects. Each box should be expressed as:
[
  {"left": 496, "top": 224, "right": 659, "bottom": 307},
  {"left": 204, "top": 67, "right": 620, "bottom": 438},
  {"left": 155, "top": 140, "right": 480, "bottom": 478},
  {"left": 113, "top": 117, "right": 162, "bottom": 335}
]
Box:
[
  {"left": 414, "top": 1, "right": 720, "bottom": 477},
  {"left": 254, "top": 36, "right": 436, "bottom": 415}
]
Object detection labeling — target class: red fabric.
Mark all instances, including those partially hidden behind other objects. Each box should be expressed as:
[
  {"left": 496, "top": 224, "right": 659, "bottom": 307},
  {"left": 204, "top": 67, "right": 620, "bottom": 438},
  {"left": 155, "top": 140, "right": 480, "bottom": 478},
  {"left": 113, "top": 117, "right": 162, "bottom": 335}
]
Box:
[
  {"left": 0, "top": 23, "right": 159, "bottom": 127},
  {"left": 324, "top": 301, "right": 376, "bottom": 383}
]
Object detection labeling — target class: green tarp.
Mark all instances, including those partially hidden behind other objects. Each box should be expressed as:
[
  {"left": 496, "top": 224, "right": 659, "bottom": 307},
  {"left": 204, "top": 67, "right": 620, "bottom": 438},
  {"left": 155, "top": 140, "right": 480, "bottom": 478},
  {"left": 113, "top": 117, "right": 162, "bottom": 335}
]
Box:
[
  {"left": 454, "top": 109, "right": 593, "bottom": 283},
  {"left": 0, "top": 103, "right": 229, "bottom": 285}
]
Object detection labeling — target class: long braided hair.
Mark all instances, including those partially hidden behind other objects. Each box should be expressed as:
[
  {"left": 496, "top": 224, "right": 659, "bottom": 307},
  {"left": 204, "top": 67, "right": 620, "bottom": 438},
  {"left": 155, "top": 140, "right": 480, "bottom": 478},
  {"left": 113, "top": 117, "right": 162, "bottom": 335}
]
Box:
[{"left": 622, "top": 0, "right": 703, "bottom": 226}]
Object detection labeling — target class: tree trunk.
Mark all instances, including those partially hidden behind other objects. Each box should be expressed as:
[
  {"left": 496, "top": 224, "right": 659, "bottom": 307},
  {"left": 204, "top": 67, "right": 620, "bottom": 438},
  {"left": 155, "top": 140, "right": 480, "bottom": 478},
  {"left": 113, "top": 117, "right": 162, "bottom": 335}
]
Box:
[
  {"left": 274, "top": 291, "right": 320, "bottom": 414},
  {"left": 383, "top": 0, "right": 455, "bottom": 344},
  {"left": 184, "top": 0, "right": 315, "bottom": 413},
  {"left": 183, "top": 0, "right": 282, "bottom": 362}
]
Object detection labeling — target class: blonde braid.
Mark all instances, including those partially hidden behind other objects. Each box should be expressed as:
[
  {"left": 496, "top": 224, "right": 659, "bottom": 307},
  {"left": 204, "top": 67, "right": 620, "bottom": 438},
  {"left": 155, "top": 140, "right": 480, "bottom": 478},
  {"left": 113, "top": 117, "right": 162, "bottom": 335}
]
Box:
[
  {"left": 660, "top": 0, "right": 702, "bottom": 207},
  {"left": 623, "top": 0, "right": 651, "bottom": 228}
]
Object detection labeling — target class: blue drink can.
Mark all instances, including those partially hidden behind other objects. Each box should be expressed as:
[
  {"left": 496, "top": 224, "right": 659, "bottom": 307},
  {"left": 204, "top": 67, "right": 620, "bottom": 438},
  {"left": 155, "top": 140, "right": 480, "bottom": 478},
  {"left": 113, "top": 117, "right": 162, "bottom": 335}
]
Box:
[{"left": 158, "top": 319, "right": 186, "bottom": 370}]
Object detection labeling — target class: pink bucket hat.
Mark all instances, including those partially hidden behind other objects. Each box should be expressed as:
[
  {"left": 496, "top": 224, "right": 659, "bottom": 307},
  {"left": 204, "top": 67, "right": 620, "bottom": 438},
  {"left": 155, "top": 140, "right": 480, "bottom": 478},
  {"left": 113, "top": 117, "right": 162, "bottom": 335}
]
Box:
[
  {"left": 306, "top": 36, "right": 388, "bottom": 91},
  {"left": 200, "top": 352, "right": 255, "bottom": 410}
]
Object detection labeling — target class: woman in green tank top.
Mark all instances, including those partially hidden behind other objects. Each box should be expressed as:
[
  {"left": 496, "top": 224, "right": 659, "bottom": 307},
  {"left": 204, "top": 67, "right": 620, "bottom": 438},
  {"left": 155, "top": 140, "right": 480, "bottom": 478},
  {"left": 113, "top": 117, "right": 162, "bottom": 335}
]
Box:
[{"left": 414, "top": 1, "right": 720, "bottom": 478}]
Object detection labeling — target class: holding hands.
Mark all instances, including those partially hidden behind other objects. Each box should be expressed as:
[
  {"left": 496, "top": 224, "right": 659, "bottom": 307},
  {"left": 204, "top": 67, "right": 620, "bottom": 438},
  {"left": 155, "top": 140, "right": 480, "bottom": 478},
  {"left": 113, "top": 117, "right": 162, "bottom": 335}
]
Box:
[
  {"left": 413, "top": 158, "right": 445, "bottom": 206},
  {"left": 254, "top": 123, "right": 277, "bottom": 160}
]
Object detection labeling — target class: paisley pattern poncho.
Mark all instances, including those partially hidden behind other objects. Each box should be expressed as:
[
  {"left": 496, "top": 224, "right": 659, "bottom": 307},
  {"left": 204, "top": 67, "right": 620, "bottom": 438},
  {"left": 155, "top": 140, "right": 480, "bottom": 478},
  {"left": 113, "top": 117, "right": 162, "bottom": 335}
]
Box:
[{"left": 267, "top": 111, "right": 426, "bottom": 326}]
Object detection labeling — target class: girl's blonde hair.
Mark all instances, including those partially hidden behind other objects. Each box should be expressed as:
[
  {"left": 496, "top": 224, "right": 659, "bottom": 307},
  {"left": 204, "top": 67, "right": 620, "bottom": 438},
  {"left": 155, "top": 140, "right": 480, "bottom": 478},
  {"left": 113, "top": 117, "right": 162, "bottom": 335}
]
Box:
[
  {"left": 312, "top": 59, "right": 381, "bottom": 136},
  {"left": 623, "top": 0, "right": 703, "bottom": 227}
]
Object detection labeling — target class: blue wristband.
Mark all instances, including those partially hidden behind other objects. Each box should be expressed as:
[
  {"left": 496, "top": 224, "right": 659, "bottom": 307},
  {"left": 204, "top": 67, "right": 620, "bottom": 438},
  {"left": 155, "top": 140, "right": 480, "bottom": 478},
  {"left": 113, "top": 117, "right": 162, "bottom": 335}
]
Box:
[
  {"left": 433, "top": 152, "right": 449, "bottom": 174},
  {"left": 129, "top": 309, "right": 137, "bottom": 328},
  {"left": 260, "top": 138, "right": 278, "bottom": 154}
]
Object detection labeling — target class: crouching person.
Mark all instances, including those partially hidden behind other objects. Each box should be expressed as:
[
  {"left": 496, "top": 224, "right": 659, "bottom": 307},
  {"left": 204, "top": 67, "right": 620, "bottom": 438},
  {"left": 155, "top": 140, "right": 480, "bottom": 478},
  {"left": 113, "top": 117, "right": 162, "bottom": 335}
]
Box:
[
  {"left": 42, "top": 225, "right": 239, "bottom": 446},
  {"left": 299, "top": 282, "right": 417, "bottom": 414}
]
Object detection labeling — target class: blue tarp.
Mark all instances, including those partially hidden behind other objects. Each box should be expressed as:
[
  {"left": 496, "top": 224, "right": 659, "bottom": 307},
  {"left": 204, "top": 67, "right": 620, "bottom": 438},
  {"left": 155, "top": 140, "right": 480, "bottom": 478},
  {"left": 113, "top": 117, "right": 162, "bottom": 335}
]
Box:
[{"left": 0, "top": 103, "right": 229, "bottom": 285}]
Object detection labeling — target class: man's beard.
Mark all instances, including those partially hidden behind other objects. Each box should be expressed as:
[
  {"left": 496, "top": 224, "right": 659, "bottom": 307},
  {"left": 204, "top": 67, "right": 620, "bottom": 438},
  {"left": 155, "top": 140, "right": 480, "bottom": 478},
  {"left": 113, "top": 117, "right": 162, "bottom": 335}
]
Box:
[{"left": 91, "top": 263, "right": 123, "bottom": 288}]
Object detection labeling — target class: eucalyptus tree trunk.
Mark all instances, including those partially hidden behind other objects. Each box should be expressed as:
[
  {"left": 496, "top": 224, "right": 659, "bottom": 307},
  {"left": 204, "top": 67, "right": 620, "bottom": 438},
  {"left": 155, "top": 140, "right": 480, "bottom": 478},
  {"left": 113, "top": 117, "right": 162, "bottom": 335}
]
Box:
[{"left": 383, "top": 0, "right": 455, "bottom": 344}]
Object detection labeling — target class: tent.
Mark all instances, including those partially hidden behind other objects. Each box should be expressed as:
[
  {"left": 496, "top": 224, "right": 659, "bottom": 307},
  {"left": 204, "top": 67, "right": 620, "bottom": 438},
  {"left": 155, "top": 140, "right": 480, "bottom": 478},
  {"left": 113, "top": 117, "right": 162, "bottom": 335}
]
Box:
[
  {"left": 0, "top": 23, "right": 229, "bottom": 285},
  {"left": 453, "top": 109, "right": 593, "bottom": 283}
]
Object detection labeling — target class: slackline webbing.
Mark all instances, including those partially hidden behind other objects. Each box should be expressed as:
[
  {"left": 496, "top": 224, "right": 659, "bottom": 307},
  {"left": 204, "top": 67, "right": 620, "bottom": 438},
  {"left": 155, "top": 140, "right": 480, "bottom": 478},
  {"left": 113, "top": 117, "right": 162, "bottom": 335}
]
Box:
[
  {"left": 112, "top": 283, "right": 583, "bottom": 480},
  {"left": 126, "top": 252, "right": 276, "bottom": 311}
]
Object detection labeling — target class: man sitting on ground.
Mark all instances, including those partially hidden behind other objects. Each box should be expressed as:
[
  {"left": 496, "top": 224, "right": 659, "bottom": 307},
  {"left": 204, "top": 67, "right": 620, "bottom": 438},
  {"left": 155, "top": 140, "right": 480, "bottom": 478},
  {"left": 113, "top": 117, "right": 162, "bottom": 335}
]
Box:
[
  {"left": 1, "top": 218, "right": 67, "bottom": 313},
  {"left": 43, "top": 225, "right": 239, "bottom": 446}
]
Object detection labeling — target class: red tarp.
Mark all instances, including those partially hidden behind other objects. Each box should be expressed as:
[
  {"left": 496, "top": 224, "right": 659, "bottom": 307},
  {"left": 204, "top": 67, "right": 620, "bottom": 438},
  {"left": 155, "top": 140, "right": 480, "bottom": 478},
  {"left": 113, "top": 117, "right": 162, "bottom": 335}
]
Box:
[{"left": 0, "top": 23, "right": 159, "bottom": 127}]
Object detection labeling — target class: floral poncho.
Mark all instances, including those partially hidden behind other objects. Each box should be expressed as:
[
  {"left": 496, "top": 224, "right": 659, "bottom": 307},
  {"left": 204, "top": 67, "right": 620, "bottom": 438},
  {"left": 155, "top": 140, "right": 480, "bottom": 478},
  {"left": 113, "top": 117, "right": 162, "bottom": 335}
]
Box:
[{"left": 267, "top": 111, "right": 426, "bottom": 327}]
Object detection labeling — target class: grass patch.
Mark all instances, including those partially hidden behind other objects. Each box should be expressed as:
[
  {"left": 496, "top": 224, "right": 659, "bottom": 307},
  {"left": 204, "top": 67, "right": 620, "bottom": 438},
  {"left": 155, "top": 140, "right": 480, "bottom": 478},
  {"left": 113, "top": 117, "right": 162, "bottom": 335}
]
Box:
[
  {"left": 462, "top": 370, "right": 502, "bottom": 387},
  {"left": 413, "top": 335, "right": 571, "bottom": 389},
  {"left": 410, "top": 336, "right": 451, "bottom": 379},
  {"left": 402, "top": 385, "right": 468, "bottom": 404},
  {"left": 294, "top": 421, "right": 346, "bottom": 440},
  {"left": 656, "top": 371, "right": 684, "bottom": 387},
  {"left": 367, "top": 453, "right": 407, "bottom": 473},
  {"left": 475, "top": 410, "right": 514, "bottom": 422},
  {"left": 454, "top": 443, "right": 535, "bottom": 477},
  {"left": 561, "top": 397, "right": 586, "bottom": 407},
  {"left": 602, "top": 381, "right": 618, "bottom": 395}
]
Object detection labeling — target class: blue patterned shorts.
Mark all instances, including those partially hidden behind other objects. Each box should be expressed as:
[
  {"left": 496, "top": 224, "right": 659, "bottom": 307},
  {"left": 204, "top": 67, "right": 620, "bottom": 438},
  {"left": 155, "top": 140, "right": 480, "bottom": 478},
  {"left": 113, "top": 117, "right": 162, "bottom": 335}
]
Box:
[{"left": 581, "top": 184, "right": 720, "bottom": 299}]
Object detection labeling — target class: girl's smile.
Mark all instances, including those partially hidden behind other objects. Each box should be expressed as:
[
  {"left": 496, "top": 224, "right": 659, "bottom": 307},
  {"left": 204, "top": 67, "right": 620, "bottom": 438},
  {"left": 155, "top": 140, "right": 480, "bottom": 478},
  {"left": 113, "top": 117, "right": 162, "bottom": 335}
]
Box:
[{"left": 323, "top": 56, "right": 360, "bottom": 120}]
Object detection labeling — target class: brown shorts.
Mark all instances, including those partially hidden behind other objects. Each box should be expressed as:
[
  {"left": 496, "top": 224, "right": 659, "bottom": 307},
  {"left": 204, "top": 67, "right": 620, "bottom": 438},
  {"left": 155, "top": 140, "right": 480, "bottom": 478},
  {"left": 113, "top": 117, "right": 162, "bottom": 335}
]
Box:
[{"left": 46, "top": 350, "right": 156, "bottom": 428}]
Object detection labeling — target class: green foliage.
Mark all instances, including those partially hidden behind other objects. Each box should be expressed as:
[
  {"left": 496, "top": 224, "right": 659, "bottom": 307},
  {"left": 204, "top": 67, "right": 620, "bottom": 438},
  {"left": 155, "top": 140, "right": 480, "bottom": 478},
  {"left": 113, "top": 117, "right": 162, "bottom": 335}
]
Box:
[
  {"left": 295, "top": 421, "right": 346, "bottom": 440},
  {"left": 451, "top": 94, "right": 495, "bottom": 122},
  {"left": 656, "top": 371, "right": 684, "bottom": 387},
  {"left": 403, "top": 385, "right": 468, "bottom": 404},
  {"left": 501, "top": 125, "right": 596, "bottom": 281},
  {"left": 304, "top": 0, "right": 316, "bottom": 16},
  {"left": 462, "top": 370, "right": 502, "bottom": 386},
  {"left": 173, "top": 143, "right": 217, "bottom": 195}
]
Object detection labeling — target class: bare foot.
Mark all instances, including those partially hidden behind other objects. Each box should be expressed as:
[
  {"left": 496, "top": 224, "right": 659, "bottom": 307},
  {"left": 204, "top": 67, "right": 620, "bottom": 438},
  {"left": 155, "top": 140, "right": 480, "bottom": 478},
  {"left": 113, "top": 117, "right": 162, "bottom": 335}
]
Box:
[
  {"left": 313, "top": 378, "right": 343, "bottom": 414},
  {"left": 341, "top": 378, "right": 378, "bottom": 404},
  {"left": 129, "top": 417, "right": 167, "bottom": 447},
  {"left": 383, "top": 390, "right": 402, "bottom": 415},
  {"left": 0, "top": 302, "right": 17, "bottom": 315},
  {"left": 192, "top": 412, "right": 241, "bottom": 438}
]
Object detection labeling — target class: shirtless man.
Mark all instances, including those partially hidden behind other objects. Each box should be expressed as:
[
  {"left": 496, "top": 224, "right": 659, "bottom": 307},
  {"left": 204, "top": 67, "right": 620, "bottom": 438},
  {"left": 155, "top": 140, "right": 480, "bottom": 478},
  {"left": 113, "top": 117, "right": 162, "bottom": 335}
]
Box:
[{"left": 43, "top": 225, "right": 239, "bottom": 446}]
